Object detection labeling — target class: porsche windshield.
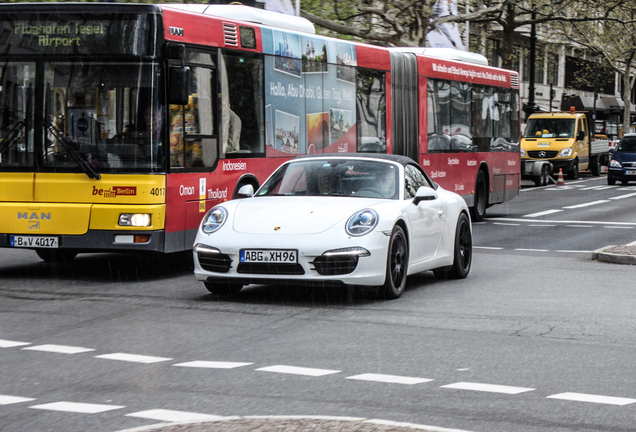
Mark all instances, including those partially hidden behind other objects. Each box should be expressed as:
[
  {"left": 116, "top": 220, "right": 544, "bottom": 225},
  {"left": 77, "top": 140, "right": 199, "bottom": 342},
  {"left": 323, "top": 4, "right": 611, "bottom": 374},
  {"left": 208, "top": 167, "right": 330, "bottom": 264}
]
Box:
[
  {"left": 0, "top": 61, "right": 164, "bottom": 174},
  {"left": 257, "top": 159, "right": 399, "bottom": 199}
]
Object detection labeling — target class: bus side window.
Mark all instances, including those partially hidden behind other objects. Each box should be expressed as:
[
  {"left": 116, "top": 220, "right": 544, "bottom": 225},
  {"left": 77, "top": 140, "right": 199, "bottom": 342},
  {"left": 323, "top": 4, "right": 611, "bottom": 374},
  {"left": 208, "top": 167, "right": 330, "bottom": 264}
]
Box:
[
  {"left": 219, "top": 51, "right": 265, "bottom": 157},
  {"left": 356, "top": 68, "right": 386, "bottom": 153}
]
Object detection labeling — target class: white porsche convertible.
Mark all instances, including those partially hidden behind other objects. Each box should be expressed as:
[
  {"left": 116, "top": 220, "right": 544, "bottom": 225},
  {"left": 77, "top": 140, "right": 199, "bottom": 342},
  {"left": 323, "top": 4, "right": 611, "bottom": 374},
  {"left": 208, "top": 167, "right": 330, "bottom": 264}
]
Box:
[{"left": 193, "top": 154, "right": 472, "bottom": 299}]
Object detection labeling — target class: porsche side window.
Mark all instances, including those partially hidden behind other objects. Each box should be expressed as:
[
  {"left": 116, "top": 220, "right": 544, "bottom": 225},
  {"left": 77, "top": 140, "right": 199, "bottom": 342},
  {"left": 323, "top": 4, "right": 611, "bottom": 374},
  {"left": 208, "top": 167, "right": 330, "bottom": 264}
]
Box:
[{"left": 404, "top": 165, "right": 430, "bottom": 198}]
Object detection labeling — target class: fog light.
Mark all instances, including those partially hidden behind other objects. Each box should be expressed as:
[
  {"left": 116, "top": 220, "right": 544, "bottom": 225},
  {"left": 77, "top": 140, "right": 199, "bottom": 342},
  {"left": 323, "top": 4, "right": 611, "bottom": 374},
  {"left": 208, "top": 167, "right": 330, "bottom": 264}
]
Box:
[
  {"left": 134, "top": 235, "right": 151, "bottom": 243},
  {"left": 119, "top": 213, "right": 151, "bottom": 227}
]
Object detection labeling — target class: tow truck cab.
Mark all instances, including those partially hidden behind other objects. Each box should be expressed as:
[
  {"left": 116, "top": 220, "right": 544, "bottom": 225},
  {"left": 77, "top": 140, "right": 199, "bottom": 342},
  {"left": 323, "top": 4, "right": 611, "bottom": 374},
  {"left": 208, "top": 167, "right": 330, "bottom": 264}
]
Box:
[{"left": 521, "top": 109, "right": 607, "bottom": 182}]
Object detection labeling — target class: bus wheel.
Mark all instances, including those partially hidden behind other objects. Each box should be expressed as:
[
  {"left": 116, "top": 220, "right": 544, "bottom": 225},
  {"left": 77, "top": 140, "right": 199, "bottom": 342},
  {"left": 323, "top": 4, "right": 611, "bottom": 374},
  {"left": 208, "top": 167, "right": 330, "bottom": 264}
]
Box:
[
  {"left": 35, "top": 249, "right": 77, "bottom": 263},
  {"left": 470, "top": 171, "right": 487, "bottom": 222},
  {"left": 204, "top": 281, "right": 243, "bottom": 296}
]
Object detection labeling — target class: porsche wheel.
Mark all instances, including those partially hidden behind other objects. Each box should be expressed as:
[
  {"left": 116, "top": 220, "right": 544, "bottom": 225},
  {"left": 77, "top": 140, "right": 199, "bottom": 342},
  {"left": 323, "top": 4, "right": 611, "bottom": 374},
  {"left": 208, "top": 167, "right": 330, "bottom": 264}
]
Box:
[
  {"left": 381, "top": 225, "right": 408, "bottom": 299},
  {"left": 434, "top": 212, "right": 472, "bottom": 280},
  {"left": 204, "top": 281, "right": 243, "bottom": 296}
]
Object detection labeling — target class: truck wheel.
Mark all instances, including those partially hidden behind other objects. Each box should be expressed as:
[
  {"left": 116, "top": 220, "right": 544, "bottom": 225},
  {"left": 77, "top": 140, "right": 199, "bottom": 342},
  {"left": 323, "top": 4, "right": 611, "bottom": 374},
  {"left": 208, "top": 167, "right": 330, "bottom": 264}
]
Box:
[
  {"left": 591, "top": 156, "right": 601, "bottom": 176},
  {"left": 534, "top": 164, "right": 549, "bottom": 186},
  {"left": 567, "top": 160, "right": 579, "bottom": 180}
]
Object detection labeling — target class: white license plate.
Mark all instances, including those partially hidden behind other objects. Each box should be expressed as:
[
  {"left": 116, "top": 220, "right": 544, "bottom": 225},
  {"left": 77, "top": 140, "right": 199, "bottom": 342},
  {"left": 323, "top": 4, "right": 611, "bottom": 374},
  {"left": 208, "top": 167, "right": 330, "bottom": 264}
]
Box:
[
  {"left": 10, "top": 235, "right": 59, "bottom": 248},
  {"left": 240, "top": 249, "right": 297, "bottom": 263},
  {"left": 625, "top": 170, "right": 636, "bottom": 175}
]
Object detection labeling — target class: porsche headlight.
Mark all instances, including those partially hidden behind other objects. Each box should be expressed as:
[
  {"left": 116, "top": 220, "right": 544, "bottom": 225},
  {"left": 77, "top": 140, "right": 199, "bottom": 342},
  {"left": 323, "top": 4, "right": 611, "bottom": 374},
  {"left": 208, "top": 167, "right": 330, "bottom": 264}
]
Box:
[
  {"left": 201, "top": 206, "right": 227, "bottom": 234},
  {"left": 346, "top": 209, "right": 378, "bottom": 236},
  {"left": 558, "top": 147, "right": 573, "bottom": 157},
  {"left": 610, "top": 159, "right": 622, "bottom": 168}
]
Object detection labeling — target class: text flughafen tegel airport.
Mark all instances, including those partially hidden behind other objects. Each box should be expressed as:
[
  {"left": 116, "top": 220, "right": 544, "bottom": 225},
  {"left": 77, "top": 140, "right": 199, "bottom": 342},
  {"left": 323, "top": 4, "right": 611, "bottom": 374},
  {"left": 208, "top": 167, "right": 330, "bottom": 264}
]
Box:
[{"left": 14, "top": 22, "right": 105, "bottom": 47}]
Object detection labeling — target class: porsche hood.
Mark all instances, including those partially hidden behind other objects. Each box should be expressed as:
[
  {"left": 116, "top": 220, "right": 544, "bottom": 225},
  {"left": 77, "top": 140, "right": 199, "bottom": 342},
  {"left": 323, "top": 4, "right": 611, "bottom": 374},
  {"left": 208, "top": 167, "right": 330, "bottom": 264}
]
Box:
[{"left": 230, "top": 197, "right": 378, "bottom": 235}]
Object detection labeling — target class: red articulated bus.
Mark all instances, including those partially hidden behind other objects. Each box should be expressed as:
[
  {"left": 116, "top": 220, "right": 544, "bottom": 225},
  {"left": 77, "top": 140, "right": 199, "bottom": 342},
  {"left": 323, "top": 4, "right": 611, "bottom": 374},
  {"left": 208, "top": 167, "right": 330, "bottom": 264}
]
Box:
[{"left": 0, "top": 3, "right": 520, "bottom": 262}]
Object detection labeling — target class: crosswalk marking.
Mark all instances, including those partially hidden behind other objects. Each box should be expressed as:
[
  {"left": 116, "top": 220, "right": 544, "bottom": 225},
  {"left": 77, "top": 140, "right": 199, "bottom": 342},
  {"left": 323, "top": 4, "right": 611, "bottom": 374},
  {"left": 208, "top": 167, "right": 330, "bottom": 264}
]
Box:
[
  {"left": 256, "top": 365, "right": 340, "bottom": 376},
  {"left": 95, "top": 353, "right": 173, "bottom": 364},
  {"left": 441, "top": 382, "right": 535, "bottom": 395},
  {"left": 126, "top": 409, "right": 224, "bottom": 422},
  {"left": 22, "top": 344, "right": 95, "bottom": 354},
  {"left": 30, "top": 401, "right": 125, "bottom": 413},
  {"left": 346, "top": 373, "right": 433, "bottom": 385},
  {"left": 0, "top": 395, "right": 35, "bottom": 405},
  {"left": 173, "top": 361, "right": 253, "bottom": 369},
  {"left": 0, "top": 339, "right": 30, "bottom": 348},
  {"left": 547, "top": 392, "right": 636, "bottom": 406}
]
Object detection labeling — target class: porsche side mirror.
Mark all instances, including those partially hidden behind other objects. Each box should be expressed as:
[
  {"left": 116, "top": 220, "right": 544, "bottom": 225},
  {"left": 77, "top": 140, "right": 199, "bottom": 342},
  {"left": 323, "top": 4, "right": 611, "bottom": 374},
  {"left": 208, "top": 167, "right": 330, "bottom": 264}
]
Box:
[
  {"left": 413, "top": 186, "right": 437, "bottom": 205},
  {"left": 236, "top": 184, "right": 254, "bottom": 198}
]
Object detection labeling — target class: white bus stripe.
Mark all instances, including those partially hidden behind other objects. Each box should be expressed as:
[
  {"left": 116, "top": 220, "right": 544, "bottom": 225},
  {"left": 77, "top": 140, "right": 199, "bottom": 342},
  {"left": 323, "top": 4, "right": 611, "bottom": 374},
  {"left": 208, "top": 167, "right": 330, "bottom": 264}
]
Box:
[
  {"left": 30, "top": 402, "right": 125, "bottom": 413},
  {"left": 22, "top": 344, "right": 95, "bottom": 354},
  {"left": 126, "top": 409, "right": 223, "bottom": 422},
  {"left": 256, "top": 365, "right": 340, "bottom": 376},
  {"left": 547, "top": 392, "right": 636, "bottom": 405},
  {"left": 563, "top": 200, "right": 609, "bottom": 209},
  {"left": 441, "top": 382, "right": 534, "bottom": 394},
  {"left": 346, "top": 374, "right": 433, "bottom": 385},
  {"left": 95, "top": 353, "right": 172, "bottom": 364}
]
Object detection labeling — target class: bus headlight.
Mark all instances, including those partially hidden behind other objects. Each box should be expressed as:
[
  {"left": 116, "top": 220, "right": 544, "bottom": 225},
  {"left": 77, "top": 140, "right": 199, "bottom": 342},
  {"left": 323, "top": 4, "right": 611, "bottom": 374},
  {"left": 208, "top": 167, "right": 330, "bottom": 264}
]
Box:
[
  {"left": 119, "top": 213, "right": 152, "bottom": 227},
  {"left": 558, "top": 147, "right": 573, "bottom": 157},
  {"left": 520, "top": 147, "right": 527, "bottom": 157}
]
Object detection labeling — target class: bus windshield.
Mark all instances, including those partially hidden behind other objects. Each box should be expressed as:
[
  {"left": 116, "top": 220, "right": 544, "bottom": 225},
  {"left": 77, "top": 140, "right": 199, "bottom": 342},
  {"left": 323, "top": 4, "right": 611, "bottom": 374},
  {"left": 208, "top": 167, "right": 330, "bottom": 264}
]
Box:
[{"left": 0, "top": 60, "right": 164, "bottom": 174}]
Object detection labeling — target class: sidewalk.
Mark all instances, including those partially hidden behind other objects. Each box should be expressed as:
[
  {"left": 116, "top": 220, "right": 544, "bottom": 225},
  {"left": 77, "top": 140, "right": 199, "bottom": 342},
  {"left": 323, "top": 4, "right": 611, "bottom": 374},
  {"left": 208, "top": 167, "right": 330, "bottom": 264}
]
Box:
[
  {"left": 593, "top": 241, "right": 636, "bottom": 265},
  {"left": 117, "top": 416, "right": 473, "bottom": 432}
]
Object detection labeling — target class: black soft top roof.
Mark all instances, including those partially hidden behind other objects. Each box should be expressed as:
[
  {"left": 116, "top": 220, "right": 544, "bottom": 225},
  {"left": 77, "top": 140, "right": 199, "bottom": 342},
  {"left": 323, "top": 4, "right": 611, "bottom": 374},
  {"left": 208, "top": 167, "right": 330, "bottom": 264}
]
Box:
[{"left": 293, "top": 153, "right": 418, "bottom": 167}]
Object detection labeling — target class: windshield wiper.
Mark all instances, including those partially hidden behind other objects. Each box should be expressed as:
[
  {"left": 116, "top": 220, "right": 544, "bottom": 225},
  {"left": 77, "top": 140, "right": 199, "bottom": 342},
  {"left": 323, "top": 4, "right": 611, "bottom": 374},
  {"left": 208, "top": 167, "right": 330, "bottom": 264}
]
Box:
[
  {"left": 46, "top": 122, "right": 101, "bottom": 180},
  {"left": 0, "top": 120, "right": 25, "bottom": 156}
]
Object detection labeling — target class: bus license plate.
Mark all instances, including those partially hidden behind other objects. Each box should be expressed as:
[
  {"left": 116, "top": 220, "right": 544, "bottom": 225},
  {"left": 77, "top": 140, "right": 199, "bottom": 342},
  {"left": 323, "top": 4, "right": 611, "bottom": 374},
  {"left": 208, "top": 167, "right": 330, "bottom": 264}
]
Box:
[
  {"left": 10, "top": 236, "right": 59, "bottom": 248},
  {"left": 240, "top": 249, "right": 297, "bottom": 263}
]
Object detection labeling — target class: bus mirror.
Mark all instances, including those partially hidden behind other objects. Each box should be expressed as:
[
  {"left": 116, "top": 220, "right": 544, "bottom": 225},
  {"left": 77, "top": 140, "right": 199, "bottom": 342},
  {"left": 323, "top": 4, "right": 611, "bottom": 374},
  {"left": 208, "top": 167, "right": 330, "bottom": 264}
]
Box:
[{"left": 168, "top": 66, "right": 190, "bottom": 105}]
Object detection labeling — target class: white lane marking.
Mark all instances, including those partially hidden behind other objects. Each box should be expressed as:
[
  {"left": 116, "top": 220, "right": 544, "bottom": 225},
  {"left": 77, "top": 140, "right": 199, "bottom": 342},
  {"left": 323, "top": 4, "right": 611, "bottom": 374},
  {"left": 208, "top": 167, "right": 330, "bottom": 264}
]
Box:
[
  {"left": 22, "top": 344, "right": 95, "bottom": 354},
  {"left": 562, "top": 200, "right": 609, "bottom": 209},
  {"left": 486, "top": 218, "right": 636, "bottom": 226},
  {"left": 556, "top": 250, "right": 593, "bottom": 253},
  {"left": 0, "top": 339, "right": 30, "bottom": 348},
  {"left": 627, "top": 241, "right": 636, "bottom": 246},
  {"left": 126, "top": 409, "right": 224, "bottom": 422},
  {"left": 173, "top": 361, "right": 253, "bottom": 369},
  {"left": 256, "top": 365, "right": 340, "bottom": 377},
  {"left": 346, "top": 374, "right": 433, "bottom": 385},
  {"left": 493, "top": 222, "right": 519, "bottom": 226},
  {"left": 30, "top": 401, "right": 125, "bottom": 413},
  {"left": 523, "top": 209, "right": 563, "bottom": 217},
  {"left": 528, "top": 224, "right": 557, "bottom": 227},
  {"left": 609, "top": 192, "right": 636, "bottom": 200},
  {"left": 595, "top": 186, "right": 620, "bottom": 190},
  {"left": 0, "top": 395, "right": 35, "bottom": 405},
  {"left": 566, "top": 225, "right": 593, "bottom": 228},
  {"left": 474, "top": 246, "right": 504, "bottom": 250},
  {"left": 515, "top": 248, "right": 549, "bottom": 252},
  {"left": 604, "top": 226, "right": 634, "bottom": 229},
  {"left": 95, "top": 353, "right": 172, "bottom": 364},
  {"left": 547, "top": 392, "right": 636, "bottom": 406},
  {"left": 441, "top": 382, "right": 535, "bottom": 395}
]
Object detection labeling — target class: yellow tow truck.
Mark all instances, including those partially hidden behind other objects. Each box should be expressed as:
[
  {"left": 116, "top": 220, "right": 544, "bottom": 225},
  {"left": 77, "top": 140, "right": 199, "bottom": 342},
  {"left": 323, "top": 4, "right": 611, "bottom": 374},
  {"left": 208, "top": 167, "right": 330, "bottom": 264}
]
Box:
[{"left": 521, "top": 108, "right": 609, "bottom": 185}]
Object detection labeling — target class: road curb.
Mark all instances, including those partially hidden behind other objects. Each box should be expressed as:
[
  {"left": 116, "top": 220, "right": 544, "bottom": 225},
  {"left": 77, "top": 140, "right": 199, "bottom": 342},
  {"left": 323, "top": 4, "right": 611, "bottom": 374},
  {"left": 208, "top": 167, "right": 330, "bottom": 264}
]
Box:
[
  {"left": 592, "top": 245, "right": 636, "bottom": 265},
  {"left": 115, "top": 415, "right": 476, "bottom": 432}
]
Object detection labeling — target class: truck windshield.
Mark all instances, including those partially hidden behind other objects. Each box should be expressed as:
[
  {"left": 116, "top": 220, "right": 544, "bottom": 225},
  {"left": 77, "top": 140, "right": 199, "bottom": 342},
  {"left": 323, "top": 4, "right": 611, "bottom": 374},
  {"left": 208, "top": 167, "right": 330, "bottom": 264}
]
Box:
[
  {"left": 523, "top": 118, "right": 575, "bottom": 139},
  {"left": 0, "top": 60, "right": 165, "bottom": 174}
]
